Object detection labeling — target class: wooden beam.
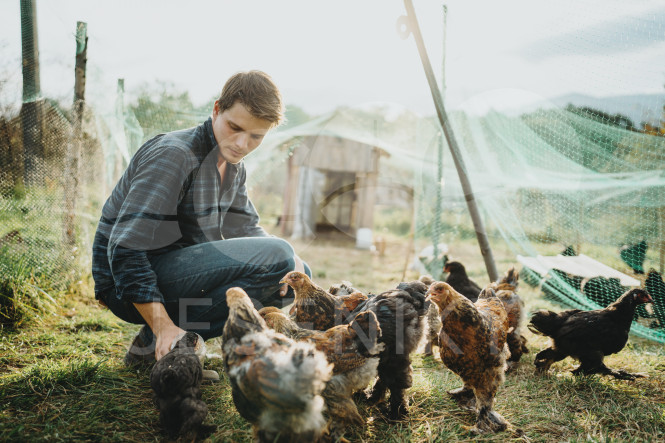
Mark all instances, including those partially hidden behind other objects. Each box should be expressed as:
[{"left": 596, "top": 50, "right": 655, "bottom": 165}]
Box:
[{"left": 402, "top": 0, "right": 499, "bottom": 281}]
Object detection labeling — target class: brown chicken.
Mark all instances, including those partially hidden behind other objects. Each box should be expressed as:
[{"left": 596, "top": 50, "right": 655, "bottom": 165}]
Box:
[
  {"left": 529, "top": 288, "right": 653, "bottom": 380},
  {"left": 444, "top": 261, "right": 482, "bottom": 302},
  {"left": 222, "top": 287, "right": 333, "bottom": 443},
  {"left": 348, "top": 280, "right": 430, "bottom": 420},
  {"left": 427, "top": 282, "right": 510, "bottom": 433},
  {"left": 259, "top": 307, "right": 383, "bottom": 438},
  {"left": 491, "top": 267, "right": 529, "bottom": 370},
  {"left": 281, "top": 271, "right": 365, "bottom": 330}
]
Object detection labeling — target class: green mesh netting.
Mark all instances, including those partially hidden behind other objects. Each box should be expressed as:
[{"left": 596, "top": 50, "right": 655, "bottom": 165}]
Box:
[{"left": 1, "top": 1, "right": 664, "bottom": 342}]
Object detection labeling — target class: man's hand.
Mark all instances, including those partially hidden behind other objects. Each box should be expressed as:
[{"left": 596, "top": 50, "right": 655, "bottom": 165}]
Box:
[
  {"left": 280, "top": 254, "right": 305, "bottom": 297},
  {"left": 133, "top": 302, "right": 186, "bottom": 361},
  {"left": 154, "top": 323, "right": 186, "bottom": 361}
]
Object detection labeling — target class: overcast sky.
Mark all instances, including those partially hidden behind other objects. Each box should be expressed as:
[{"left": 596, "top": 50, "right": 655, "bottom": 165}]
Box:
[{"left": 1, "top": 0, "right": 664, "bottom": 117}]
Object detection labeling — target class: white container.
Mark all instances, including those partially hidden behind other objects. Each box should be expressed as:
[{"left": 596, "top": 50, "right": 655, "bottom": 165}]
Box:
[{"left": 356, "top": 228, "right": 373, "bottom": 250}]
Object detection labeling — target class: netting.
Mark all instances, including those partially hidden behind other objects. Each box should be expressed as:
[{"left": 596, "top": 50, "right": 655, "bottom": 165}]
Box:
[{"left": 1, "top": 1, "right": 664, "bottom": 341}]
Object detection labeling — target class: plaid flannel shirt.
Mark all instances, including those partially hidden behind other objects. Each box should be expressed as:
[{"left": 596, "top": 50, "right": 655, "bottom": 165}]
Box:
[{"left": 92, "top": 117, "right": 268, "bottom": 304}]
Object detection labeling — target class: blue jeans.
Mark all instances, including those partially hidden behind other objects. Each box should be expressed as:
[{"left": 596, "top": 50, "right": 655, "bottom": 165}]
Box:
[{"left": 104, "top": 237, "right": 310, "bottom": 342}]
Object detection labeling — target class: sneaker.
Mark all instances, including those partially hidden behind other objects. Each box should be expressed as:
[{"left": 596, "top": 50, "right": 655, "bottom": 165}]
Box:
[
  {"left": 124, "top": 325, "right": 156, "bottom": 367},
  {"left": 202, "top": 369, "right": 220, "bottom": 383}
]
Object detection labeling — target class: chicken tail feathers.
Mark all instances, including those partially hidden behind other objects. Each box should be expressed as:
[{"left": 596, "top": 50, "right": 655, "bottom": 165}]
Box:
[
  {"left": 528, "top": 309, "right": 561, "bottom": 337},
  {"left": 350, "top": 310, "right": 383, "bottom": 356}
]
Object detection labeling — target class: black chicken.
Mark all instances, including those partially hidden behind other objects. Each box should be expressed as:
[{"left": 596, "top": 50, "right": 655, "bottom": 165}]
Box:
[
  {"left": 150, "top": 332, "right": 215, "bottom": 439},
  {"left": 529, "top": 288, "right": 653, "bottom": 380},
  {"left": 645, "top": 269, "right": 665, "bottom": 328},
  {"left": 346, "top": 280, "right": 429, "bottom": 420},
  {"left": 444, "top": 261, "right": 482, "bottom": 303},
  {"left": 580, "top": 276, "right": 627, "bottom": 308},
  {"left": 620, "top": 240, "right": 647, "bottom": 274}
]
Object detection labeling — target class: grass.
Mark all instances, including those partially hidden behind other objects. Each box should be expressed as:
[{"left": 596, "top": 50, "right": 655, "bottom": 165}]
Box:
[{"left": 0, "top": 230, "right": 664, "bottom": 442}]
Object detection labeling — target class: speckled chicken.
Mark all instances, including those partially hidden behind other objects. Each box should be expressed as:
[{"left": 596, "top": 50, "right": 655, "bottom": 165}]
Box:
[
  {"left": 280, "top": 271, "right": 365, "bottom": 330},
  {"left": 259, "top": 307, "right": 383, "bottom": 436},
  {"left": 418, "top": 274, "right": 441, "bottom": 357},
  {"left": 529, "top": 288, "right": 653, "bottom": 380},
  {"left": 444, "top": 261, "right": 482, "bottom": 302},
  {"left": 150, "top": 332, "right": 215, "bottom": 439},
  {"left": 222, "top": 287, "right": 333, "bottom": 443},
  {"left": 427, "top": 282, "right": 510, "bottom": 433},
  {"left": 491, "top": 267, "right": 529, "bottom": 370},
  {"left": 328, "top": 280, "right": 369, "bottom": 314},
  {"left": 347, "top": 280, "right": 429, "bottom": 420}
]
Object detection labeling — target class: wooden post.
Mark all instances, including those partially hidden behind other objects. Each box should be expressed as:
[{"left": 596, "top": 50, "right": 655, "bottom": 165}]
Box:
[
  {"left": 20, "top": 0, "right": 43, "bottom": 187},
  {"left": 281, "top": 149, "right": 300, "bottom": 237},
  {"left": 63, "top": 21, "right": 87, "bottom": 245},
  {"left": 401, "top": 0, "right": 499, "bottom": 281}
]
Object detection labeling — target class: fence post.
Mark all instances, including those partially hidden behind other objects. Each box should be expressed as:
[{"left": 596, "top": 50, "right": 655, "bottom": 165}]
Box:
[
  {"left": 20, "top": 0, "right": 44, "bottom": 187},
  {"left": 63, "top": 21, "right": 87, "bottom": 246}
]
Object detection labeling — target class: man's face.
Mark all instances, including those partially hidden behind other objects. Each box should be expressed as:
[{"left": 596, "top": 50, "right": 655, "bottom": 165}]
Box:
[{"left": 211, "top": 101, "right": 273, "bottom": 164}]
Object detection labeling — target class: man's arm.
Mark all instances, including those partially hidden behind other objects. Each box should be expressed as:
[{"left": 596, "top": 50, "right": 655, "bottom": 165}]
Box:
[
  {"left": 221, "top": 166, "right": 269, "bottom": 238},
  {"left": 133, "top": 302, "right": 185, "bottom": 360}
]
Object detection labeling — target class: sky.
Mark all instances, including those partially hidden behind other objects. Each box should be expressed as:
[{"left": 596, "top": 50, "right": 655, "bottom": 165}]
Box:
[{"left": 1, "top": 0, "right": 664, "bottom": 118}]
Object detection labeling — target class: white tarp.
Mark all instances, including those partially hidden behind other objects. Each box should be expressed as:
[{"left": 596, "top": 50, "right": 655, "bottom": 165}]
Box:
[{"left": 517, "top": 253, "right": 641, "bottom": 287}]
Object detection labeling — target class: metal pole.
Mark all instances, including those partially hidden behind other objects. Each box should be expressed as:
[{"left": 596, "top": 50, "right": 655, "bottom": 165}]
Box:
[{"left": 401, "top": 0, "right": 498, "bottom": 282}]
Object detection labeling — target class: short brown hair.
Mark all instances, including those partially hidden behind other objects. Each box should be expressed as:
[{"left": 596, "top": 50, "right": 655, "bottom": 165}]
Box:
[{"left": 217, "top": 70, "right": 284, "bottom": 127}]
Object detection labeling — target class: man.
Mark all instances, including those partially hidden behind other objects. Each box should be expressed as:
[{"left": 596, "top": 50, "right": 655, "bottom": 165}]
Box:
[{"left": 92, "top": 70, "right": 307, "bottom": 367}]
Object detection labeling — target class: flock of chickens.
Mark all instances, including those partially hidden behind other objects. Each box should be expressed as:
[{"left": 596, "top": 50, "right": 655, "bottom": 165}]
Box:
[{"left": 149, "top": 260, "right": 655, "bottom": 442}]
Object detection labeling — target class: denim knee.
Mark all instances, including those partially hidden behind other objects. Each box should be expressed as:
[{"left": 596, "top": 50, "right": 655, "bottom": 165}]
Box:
[{"left": 262, "top": 238, "right": 296, "bottom": 273}]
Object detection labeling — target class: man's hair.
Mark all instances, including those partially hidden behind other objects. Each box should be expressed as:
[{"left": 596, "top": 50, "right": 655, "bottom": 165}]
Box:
[{"left": 217, "top": 70, "right": 284, "bottom": 127}]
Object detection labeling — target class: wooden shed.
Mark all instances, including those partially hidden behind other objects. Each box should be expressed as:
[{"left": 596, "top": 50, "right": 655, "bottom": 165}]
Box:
[{"left": 279, "top": 135, "right": 389, "bottom": 247}]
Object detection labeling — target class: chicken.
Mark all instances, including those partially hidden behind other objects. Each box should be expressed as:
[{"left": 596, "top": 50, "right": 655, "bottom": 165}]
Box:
[
  {"left": 222, "top": 287, "right": 333, "bottom": 443},
  {"left": 150, "top": 332, "right": 215, "bottom": 439},
  {"left": 491, "top": 267, "right": 529, "bottom": 370},
  {"left": 418, "top": 274, "right": 441, "bottom": 357},
  {"left": 427, "top": 282, "right": 510, "bottom": 433},
  {"left": 328, "top": 280, "right": 369, "bottom": 314},
  {"left": 529, "top": 288, "right": 653, "bottom": 380},
  {"left": 328, "top": 280, "right": 360, "bottom": 296},
  {"left": 259, "top": 307, "right": 383, "bottom": 437},
  {"left": 280, "top": 271, "right": 365, "bottom": 330},
  {"left": 580, "top": 276, "right": 627, "bottom": 308},
  {"left": 348, "top": 280, "right": 429, "bottom": 420},
  {"left": 444, "top": 261, "right": 482, "bottom": 302},
  {"left": 644, "top": 269, "right": 665, "bottom": 328},
  {"left": 619, "top": 240, "right": 647, "bottom": 274}
]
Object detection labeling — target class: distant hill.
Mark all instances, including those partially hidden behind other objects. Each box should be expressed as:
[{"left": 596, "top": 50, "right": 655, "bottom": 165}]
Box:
[{"left": 549, "top": 93, "right": 664, "bottom": 126}]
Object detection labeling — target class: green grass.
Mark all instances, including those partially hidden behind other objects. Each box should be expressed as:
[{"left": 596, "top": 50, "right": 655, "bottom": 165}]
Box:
[{"left": 1, "top": 232, "right": 664, "bottom": 442}]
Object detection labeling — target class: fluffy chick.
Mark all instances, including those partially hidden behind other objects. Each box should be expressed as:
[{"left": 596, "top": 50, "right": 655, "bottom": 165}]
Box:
[
  {"left": 222, "top": 287, "right": 333, "bottom": 443},
  {"left": 427, "top": 282, "right": 510, "bottom": 434},
  {"left": 259, "top": 308, "right": 383, "bottom": 436},
  {"left": 491, "top": 267, "right": 529, "bottom": 370},
  {"left": 529, "top": 288, "right": 653, "bottom": 380},
  {"left": 348, "top": 280, "right": 429, "bottom": 420},
  {"left": 150, "top": 332, "right": 214, "bottom": 439}
]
